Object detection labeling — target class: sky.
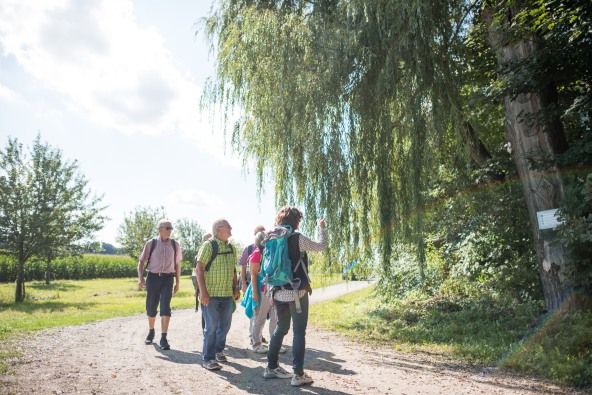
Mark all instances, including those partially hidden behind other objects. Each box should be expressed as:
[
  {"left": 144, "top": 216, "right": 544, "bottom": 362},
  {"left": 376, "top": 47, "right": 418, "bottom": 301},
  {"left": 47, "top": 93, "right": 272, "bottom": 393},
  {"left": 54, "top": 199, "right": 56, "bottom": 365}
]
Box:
[{"left": 0, "top": 0, "right": 278, "bottom": 247}]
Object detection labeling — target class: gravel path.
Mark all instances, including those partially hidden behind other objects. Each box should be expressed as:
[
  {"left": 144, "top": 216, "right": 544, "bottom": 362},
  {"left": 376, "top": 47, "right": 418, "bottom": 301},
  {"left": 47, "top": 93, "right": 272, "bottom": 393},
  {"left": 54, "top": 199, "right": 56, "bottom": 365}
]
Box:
[{"left": 1, "top": 281, "right": 582, "bottom": 395}]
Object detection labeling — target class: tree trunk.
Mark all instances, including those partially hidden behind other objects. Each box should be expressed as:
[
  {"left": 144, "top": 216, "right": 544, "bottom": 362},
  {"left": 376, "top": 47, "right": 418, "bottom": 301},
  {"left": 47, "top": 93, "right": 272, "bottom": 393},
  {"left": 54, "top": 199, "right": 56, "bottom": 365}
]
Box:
[
  {"left": 45, "top": 259, "right": 52, "bottom": 285},
  {"left": 15, "top": 257, "right": 25, "bottom": 302},
  {"left": 484, "top": 8, "right": 569, "bottom": 311}
]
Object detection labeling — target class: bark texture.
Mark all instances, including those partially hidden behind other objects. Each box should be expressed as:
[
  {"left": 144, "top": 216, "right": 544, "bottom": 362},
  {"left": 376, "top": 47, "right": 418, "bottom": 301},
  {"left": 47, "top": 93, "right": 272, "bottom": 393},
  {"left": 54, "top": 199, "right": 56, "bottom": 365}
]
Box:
[{"left": 484, "top": 7, "right": 569, "bottom": 311}]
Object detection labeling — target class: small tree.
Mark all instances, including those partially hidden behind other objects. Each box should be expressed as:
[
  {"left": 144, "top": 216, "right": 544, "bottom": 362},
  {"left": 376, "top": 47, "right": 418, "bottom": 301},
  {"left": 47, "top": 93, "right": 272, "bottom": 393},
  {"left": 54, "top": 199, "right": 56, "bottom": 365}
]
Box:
[
  {"left": 175, "top": 218, "right": 206, "bottom": 265},
  {"left": 116, "top": 206, "right": 166, "bottom": 259},
  {"left": 0, "top": 135, "right": 107, "bottom": 302}
]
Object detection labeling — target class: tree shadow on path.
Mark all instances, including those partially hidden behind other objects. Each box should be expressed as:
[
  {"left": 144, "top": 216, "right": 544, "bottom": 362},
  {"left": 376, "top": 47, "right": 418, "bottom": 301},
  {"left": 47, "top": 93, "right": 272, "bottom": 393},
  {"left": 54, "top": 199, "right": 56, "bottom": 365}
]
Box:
[{"left": 152, "top": 342, "right": 356, "bottom": 394}]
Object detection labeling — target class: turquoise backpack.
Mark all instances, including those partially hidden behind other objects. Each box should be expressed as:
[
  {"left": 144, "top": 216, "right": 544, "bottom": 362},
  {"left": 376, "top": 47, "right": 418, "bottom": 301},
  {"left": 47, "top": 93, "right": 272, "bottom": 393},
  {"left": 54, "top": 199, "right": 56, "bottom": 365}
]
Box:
[{"left": 261, "top": 225, "right": 295, "bottom": 287}]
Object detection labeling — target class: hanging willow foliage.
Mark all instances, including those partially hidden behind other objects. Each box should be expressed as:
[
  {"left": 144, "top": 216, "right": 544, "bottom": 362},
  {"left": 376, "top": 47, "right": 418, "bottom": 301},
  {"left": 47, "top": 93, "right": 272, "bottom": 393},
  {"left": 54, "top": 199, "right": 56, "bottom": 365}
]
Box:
[{"left": 202, "top": 0, "right": 489, "bottom": 275}]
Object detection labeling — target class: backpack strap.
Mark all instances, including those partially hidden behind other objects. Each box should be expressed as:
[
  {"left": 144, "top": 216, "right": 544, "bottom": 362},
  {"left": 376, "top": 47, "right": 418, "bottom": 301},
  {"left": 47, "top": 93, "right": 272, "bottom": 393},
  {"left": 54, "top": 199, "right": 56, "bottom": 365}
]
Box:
[
  {"left": 293, "top": 252, "right": 310, "bottom": 283},
  {"left": 146, "top": 239, "right": 158, "bottom": 269},
  {"left": 204, "top": 239, "right": 234, "bottom": 272},
  {"left": 205, "top": 239, "right": 218, "bottom": 272},
  {"left": 288, "top": 233, "right": 309, "bottom": 314},
  {"left": 171, "top": 238, "right": 177, "bottom": 274}
]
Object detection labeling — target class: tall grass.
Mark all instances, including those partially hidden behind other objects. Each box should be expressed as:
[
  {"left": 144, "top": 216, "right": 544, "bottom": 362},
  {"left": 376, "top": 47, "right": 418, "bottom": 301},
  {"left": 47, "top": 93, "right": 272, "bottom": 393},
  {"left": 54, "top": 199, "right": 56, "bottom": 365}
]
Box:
[{"left": 310, "top": 287, "right": 592, "bottom": 390}]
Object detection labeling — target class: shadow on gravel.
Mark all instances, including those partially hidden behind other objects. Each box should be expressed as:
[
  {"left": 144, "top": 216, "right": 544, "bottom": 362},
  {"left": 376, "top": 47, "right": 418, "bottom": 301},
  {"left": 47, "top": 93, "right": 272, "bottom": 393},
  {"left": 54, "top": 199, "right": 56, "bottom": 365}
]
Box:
[
  {"left": 209, "top": 361, "right": 354, "bottom": 395},
  {"left": 304, "top": 347, "right": 356, "bottom": 376},
  {"left": 152, "top": 344, "right": 200, "bottom": 365},
  {"left": 151, "top": 343, "right": 357, "bottom": 394}
]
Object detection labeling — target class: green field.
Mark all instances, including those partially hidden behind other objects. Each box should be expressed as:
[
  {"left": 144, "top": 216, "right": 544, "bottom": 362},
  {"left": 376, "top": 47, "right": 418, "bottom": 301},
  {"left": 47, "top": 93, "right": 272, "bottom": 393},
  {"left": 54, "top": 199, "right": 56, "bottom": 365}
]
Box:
[{"left": 0, "top": 272, "right": 342, "bottom": 337}]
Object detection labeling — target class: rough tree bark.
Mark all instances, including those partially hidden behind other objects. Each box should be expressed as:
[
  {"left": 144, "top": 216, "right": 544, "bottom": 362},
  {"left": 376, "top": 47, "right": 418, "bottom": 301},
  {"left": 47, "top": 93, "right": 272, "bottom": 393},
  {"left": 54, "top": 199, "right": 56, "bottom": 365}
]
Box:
[
  {"left": 484, "top": 6, "right": 570, "bottom": 311},
  {"left": 15, "top": 257, "right": 26, "bottom": 302}
]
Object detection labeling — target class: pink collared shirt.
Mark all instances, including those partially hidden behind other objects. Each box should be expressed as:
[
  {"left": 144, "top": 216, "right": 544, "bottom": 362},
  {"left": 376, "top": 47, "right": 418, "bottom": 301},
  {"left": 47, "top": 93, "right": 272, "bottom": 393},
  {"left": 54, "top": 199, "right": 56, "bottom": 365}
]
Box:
[{"left": 138, "top": 237, "right": 182, "bottom": 273}]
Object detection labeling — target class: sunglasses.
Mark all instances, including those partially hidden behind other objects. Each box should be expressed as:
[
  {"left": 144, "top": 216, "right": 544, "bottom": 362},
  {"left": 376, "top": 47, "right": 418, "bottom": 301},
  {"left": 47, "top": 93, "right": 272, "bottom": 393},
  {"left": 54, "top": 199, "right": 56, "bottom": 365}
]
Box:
[{"left": 162, "top": 226, "right": 173, "bottom": 231}]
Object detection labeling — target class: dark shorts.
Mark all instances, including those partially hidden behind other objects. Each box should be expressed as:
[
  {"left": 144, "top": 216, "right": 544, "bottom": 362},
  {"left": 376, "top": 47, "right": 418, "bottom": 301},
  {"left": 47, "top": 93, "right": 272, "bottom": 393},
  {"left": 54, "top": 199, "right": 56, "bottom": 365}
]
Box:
[{"left": 145, "top": 272, "right": 174, "bottom": 317}]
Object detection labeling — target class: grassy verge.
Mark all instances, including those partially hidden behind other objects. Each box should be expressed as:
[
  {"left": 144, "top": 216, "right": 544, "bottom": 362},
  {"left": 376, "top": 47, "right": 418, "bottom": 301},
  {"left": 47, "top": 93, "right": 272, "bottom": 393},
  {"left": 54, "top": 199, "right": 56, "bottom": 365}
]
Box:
[
  {"left": 309, "top": 287, "right": 592, "bottom": 390},
  {"left": 0, "top": 276, "right": 197, "bottom": 374},
  {"left": 309, "top": 272, "right": 344, "bottom": 288}
]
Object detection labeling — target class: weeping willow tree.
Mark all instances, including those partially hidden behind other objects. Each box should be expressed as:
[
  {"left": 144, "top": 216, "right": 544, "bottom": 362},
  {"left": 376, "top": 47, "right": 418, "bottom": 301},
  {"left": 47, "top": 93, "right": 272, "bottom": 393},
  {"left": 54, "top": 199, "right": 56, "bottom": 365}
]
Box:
[{"left": 203, "top": 0, "right": 491, "bottom": 282}]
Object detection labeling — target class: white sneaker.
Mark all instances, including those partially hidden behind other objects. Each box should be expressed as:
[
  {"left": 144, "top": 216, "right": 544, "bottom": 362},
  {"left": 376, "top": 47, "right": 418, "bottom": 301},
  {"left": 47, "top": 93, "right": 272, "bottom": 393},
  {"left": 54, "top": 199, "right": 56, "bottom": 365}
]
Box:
[
  {"left": 253, "top": 344, "right": 268, "bottom": 354},
  {"left": 291, "top": 373, "right": 313, "bottom": 386},
  {"left": 263, "top": 365, "right": 292, "bottom": 379}
]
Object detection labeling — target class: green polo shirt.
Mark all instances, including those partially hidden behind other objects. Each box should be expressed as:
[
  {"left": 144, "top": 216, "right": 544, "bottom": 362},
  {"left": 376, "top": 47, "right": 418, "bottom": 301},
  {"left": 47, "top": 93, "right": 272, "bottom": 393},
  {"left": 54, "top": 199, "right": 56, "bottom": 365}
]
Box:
[{"left": 197, "top": 237, "right": 236, "bottom": 297}]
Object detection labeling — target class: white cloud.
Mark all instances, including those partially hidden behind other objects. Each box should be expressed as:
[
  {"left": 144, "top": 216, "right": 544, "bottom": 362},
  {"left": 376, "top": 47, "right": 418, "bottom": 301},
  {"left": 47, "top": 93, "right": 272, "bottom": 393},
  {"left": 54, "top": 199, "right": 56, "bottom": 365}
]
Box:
[
  {"left": 166, "top": 188, "right": 222, "bottom": 210},
  {"left": 0, "top": 83, "right": 21, "bottom": 103},
  {"left": 0, "top": 0, "right": 232, "bottom": 160}
]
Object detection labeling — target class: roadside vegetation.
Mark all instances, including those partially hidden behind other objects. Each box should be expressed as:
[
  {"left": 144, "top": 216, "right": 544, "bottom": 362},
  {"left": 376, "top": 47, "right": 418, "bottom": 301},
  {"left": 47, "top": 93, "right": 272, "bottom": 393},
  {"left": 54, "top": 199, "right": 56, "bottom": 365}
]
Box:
[{"left": 310, "top": 287, "right": 592, "bottom": 390}]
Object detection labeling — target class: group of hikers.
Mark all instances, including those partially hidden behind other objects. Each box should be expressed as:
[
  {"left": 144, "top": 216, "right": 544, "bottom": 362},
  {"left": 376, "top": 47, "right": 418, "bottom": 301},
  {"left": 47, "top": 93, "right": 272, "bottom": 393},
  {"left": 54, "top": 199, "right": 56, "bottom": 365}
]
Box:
[{"left": 136, "top": 205, "right": 327, "bottom": 387}]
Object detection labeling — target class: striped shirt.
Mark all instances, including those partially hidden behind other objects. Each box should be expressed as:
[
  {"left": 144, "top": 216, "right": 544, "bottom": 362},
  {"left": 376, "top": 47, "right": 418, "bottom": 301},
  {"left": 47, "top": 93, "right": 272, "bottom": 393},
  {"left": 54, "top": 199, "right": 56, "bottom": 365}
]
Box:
[{"left": 197, "top": 238, "right": 236, "bottom": 297}]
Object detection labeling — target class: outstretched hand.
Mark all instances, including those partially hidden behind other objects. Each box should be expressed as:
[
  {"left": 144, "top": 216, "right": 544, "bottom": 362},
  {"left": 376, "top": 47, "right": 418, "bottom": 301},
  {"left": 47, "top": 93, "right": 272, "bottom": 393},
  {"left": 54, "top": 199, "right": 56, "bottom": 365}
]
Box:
[{"left": 318, "top": 217, "right": 326, "bottom": 229}]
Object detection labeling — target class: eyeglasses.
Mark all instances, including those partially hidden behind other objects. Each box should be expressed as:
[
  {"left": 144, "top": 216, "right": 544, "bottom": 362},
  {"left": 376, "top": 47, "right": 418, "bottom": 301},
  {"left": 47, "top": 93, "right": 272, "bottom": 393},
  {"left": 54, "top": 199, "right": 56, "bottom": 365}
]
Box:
[{"left": 161, "top": 226, "right": 173, "bottom": 231}]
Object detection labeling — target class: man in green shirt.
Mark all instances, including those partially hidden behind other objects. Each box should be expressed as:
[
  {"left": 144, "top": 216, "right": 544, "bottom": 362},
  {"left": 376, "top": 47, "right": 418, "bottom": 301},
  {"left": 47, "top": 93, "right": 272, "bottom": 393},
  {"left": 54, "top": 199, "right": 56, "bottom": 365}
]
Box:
[{"left": 196, "top": 218, "right": 240, "bottom": 370}]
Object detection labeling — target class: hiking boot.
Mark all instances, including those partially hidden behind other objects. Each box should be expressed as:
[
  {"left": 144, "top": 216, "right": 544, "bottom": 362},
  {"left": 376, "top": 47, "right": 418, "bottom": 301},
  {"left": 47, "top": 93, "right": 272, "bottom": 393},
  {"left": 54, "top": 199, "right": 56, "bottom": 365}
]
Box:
[
  {"left": 144, "top": 329, "right": 155, "bottom": 345},
  {"left": 159, "top": 337, "right": 170, "bottom": 350},
  {"left": 203, "top": 360, "right": 222, "bottom": 370},
  {"left": 291, "top": 373, "right": 314, "bottom": 387},
  {"left": 263, "top": 365, "right": 292, "bottom": 379},
  {"left": 215, "top": 352, "right": 227, "bottom": 362},
  {"left": 279, "top": 346, "right": 287, "bottom": 354}
]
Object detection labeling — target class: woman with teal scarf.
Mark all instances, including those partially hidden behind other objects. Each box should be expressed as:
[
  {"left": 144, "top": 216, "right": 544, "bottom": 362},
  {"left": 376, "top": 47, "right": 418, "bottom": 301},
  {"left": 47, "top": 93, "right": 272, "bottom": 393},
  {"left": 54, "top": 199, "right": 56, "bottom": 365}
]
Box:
[{"left": 240, "top": 231, "right": 284, "bottom": 354}]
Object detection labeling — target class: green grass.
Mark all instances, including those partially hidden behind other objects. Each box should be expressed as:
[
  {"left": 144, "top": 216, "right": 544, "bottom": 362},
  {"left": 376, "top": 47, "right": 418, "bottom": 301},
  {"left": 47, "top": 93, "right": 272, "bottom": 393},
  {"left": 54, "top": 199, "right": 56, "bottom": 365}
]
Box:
[
  {"left": 0, "top": 276, "right": 197, "bottom": 374},
  {"left": 310, "top": 287, "right": 592, "bottom": 390},
  {"left": 0, "top": 272, "right": 343, "bottom": 340},
  {"left": 0, "top": 276, "right": 197, "bottom": 335},
  {"left": 309, "top": 272, "right": 344, "bottom": 288}
]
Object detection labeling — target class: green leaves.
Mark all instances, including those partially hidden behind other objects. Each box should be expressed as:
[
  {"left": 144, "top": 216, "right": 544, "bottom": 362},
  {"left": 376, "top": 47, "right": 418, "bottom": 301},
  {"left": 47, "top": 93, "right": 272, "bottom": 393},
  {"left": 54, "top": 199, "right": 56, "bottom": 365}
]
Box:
[
  {"left": 0, "top": 134, "right": 107, "bottom": 301},
  {"left": 116, "top": 206, "right": 166, "bottom": 259}
]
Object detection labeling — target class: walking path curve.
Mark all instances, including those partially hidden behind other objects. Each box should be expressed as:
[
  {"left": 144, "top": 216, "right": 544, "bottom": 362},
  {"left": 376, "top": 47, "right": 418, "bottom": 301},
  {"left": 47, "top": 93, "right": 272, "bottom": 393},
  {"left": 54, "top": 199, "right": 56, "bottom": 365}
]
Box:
[{"left": 2, "top": 281, "right": 581, "bottom": 394}]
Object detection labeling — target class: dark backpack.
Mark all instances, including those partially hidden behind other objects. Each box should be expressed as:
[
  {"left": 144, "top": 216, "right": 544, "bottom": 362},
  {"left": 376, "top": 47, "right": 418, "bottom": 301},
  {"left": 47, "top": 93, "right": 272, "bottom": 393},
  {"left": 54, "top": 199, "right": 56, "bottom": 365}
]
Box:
[
  {"left": 243, "top": 244, "right": 256, "bottom": 284},
  {"left": 194, "top": 239, "right": 235, "bottom": 272},
  {"left": 146, "top": 238, "right": 178, "bottom": 272}
]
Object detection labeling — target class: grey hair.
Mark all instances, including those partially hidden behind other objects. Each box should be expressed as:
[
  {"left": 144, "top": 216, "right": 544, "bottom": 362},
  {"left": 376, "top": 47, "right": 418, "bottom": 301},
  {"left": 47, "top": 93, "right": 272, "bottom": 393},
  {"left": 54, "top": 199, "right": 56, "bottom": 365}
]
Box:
[
  {"left": 253, "top": 225, "right": 265, "bottom": 235},
  {"left": 212, "top": 218, "right": 228, "bottom": 235},
  {"left": 254, "top": 231, "right": 266, "bottom": 247},
  {"left": 157, "top": 219, "right": 172, "bottom": 228}
]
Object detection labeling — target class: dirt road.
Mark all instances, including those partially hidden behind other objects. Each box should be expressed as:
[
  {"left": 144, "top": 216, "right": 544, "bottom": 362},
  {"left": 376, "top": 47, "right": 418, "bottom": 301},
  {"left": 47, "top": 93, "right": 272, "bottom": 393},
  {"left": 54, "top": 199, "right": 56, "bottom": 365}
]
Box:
[{"left": 2, "top": 281, "right": 580, "bottom": 394}]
